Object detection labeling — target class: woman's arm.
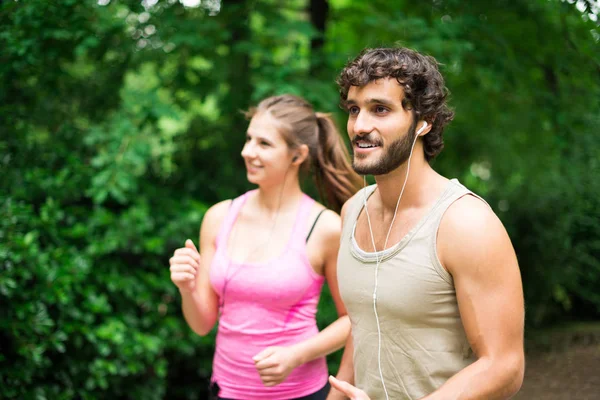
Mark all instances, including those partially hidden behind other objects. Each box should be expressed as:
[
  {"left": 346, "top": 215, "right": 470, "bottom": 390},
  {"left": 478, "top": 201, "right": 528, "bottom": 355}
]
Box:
[
  {"left": 291, "top": 209, "right": 350, "bottom": 362},
  {"left": 327, "top": 335, "right": 354, "bottom": 399},
  {"left": 170, "top": 200, "right": 230, "bottom": 336},
  {"left": 325, "top": 200, "right": 354, "bottom": 399},
  {"left": 253, "top": 209, "right": 352, "bottom": 387}
]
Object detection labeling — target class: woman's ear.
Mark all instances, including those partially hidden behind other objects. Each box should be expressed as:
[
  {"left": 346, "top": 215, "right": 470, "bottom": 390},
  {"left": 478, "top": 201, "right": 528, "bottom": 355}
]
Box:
[{"left": 292, "top": 144, "right": 309, "bottom": 165}]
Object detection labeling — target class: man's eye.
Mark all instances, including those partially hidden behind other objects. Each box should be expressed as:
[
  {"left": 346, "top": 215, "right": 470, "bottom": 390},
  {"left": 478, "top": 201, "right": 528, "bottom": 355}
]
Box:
[
  {"left": 375, "top": 106, "right": 388, "bottom": 113},
  {"left": 260, "top": 141, "right": 270, "bottom": 146},
  {"left": 348, "top": 106, "right": 359, "bottom": 115}
]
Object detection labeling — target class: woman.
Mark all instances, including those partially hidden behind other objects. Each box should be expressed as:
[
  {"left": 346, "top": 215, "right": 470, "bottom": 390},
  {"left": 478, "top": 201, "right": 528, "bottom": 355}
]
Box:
[{"left": 169, "top": 94, "right": 360, "bottom": 399}]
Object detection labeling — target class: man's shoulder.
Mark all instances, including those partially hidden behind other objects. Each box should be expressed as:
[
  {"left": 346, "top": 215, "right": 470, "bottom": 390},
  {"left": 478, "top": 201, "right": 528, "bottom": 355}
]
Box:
[
  {"left": 438, "top": 190, "right": 513, "bottom": 274},
  {"left": 442, "top": 192, "right": 499, "bottom": 236},
  {"left": 340, "top": 184, "right": 375, "bottom": 222}
]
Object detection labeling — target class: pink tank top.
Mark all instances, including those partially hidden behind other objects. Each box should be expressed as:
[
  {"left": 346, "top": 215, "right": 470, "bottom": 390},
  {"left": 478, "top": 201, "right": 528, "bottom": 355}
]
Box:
[{"left": 209, "top": 191, "right": 328, "bottom": 399}]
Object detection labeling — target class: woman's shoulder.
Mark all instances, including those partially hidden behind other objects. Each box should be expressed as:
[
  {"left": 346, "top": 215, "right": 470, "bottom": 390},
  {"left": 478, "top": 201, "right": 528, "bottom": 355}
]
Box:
[
  {"left": 307, "top": 202, "right": 341, "bottom": 237},
  {"left": 203, "top": 190, "right": 252, "bottom": 225},
  {"left": 200, "top": 199, "right": 234, "bottom": 237},
  {"left": 304, "top": 203, "right": 342, "bottom": 265}
]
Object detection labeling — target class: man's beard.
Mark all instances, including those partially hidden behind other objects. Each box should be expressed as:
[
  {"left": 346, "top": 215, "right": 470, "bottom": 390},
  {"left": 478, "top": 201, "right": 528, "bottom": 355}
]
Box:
[{"left": 352, "top": 122, "right": 418, "bottom": 176}]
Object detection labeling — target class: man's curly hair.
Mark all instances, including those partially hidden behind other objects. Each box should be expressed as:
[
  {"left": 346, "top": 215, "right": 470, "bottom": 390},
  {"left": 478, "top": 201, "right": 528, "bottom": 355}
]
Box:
[{"left": 337, "top": 47, "right": 454, "bottom": 161}]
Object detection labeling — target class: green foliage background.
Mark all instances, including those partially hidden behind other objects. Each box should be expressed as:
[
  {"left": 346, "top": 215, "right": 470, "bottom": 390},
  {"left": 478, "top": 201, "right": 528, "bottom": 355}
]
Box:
[{"left": 1, "top": 0, "right": 599, "bottom": 398}]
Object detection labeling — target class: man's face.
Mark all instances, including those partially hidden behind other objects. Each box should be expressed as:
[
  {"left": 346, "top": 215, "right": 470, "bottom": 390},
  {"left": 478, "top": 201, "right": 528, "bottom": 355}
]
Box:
[{"left": 344, "top": 78, "right": 416, "bottom": 176}]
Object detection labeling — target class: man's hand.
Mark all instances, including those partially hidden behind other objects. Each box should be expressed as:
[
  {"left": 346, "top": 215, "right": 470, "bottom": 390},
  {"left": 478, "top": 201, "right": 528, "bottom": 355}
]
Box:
[
  {"left": 253, "top": 346, "right": 301, "bottom": 387},
  {"left": 329, "top": 376, "right": 370, "bottom": 400}
]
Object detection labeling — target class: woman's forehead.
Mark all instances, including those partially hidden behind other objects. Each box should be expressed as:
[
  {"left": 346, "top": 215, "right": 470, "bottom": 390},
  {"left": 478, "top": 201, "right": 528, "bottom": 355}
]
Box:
[{"left": 247, "top": 112, "right": 286, "bottom": 142}]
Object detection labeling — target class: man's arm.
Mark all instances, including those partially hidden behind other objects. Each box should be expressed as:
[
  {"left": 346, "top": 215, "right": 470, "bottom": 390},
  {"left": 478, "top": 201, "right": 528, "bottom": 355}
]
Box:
[{"left": 422, "top": 195, "right": 525, "bottom": 400}]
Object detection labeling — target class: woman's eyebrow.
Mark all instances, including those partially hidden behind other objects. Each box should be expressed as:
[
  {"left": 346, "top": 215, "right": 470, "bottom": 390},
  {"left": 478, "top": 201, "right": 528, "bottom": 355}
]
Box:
[{"left": 246, "top": 131, "right": 272, "bottom": 142}]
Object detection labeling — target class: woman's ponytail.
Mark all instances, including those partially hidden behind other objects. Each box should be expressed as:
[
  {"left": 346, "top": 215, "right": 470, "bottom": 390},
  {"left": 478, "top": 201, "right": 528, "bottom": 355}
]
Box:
[
  {"left": 248, "top": 94, "right": 360, "bottom": 212},
  {"left": 313, "top": 113, "right": 362, "bottom": 212}
]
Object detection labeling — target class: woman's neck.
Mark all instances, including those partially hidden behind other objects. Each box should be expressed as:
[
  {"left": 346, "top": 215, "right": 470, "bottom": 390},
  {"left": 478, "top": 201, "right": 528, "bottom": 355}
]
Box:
[{"left": 255, "top": 175, "right": 304, "bottom": 215}]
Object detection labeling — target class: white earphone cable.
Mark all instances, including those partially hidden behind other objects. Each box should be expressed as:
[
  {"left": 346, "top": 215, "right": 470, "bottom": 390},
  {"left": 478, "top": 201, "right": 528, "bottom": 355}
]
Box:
[
  {"left": 362, "top": 127, "right": 422, "bottom": 400},
  {"left": 220, "top": 164, "right": 292, "bottom": 312}
]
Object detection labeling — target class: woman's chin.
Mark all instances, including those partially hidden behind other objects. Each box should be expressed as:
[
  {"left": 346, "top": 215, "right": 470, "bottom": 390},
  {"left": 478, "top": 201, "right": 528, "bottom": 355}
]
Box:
[{"left": 246, "top": 173, "right": 262, "bottom": 185}]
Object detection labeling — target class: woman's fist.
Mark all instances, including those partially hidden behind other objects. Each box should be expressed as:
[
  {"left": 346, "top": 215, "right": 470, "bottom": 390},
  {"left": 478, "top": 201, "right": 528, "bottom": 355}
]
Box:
[
  {"left": 169, "top": 239, "right": 201, "bottom": 293},
  {"left": 253, "top": 346, "right": 301, "bottom": 387}
]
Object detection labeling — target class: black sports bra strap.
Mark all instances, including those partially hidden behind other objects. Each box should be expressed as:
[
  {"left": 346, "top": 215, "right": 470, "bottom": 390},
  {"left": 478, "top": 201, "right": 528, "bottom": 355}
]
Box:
[{"left": 305, "top": 208, "right": 327, "bottom": 242}]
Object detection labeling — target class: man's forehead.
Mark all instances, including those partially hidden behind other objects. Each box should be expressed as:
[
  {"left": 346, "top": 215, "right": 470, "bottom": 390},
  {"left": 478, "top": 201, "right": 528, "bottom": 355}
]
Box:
[{"left": 346, "top": 78, "right": 405, "bottom": 102}]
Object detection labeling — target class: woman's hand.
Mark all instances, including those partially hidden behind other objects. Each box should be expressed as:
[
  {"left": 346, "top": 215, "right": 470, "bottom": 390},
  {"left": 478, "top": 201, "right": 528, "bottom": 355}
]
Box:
[
  {"left": 328, "top": 376, "right": 371, "bottom": 400},
  {"left": 169, "top": 239, "right": 201, "bottom": 293},
  {"left": 253, "top": 346, "right": 302, "bottom": 387}
]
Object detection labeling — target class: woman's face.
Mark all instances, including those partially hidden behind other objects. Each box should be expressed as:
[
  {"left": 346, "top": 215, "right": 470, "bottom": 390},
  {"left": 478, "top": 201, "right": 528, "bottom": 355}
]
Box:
[{"left": 241, "top": 112, "right": 295, "bottom": 186}]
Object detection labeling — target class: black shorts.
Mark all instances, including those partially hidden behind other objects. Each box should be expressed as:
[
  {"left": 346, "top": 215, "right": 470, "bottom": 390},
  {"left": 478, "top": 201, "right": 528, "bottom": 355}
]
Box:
[{"left": 212, "top": 381, "right": 331, "bottom": 400}]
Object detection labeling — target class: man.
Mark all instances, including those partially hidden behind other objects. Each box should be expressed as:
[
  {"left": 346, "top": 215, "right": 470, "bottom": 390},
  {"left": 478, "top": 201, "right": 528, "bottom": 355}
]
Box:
[{"left": 326, "top": 48, "right": 525, "bottom": 399}]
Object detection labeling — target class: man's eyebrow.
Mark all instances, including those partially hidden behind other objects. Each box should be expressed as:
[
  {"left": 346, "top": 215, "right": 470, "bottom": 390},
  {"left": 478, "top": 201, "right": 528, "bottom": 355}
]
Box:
[
  {"left": 364, "top": 98, "right": 396, "bottom": 107},
  {"left": 341, "top": 98, "right": 396, "bottom": 108},
  {"left": 341, "top": 99, "right": 356, "bottom": 108}
]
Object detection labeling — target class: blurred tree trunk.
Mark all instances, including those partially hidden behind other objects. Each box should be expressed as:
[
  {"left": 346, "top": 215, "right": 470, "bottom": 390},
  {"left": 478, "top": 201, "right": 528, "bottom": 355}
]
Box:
[
  {"left": 217, "top": 0, "right": 254, "bottom": 186},
  {"left": 309, "top": 0, "right": 329, "bottom": 76}
]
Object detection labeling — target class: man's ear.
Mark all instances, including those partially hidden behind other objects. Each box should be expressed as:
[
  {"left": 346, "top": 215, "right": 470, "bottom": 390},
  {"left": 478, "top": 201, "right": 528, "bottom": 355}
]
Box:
[{"left": 416, "top": 120, "right": 432, "bottom": 136}]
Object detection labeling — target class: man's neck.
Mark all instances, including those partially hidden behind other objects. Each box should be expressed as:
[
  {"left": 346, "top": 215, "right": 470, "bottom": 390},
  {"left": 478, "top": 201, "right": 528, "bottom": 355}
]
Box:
[{"left": 373, "top": 155, "right": 440, "bottom": 213}]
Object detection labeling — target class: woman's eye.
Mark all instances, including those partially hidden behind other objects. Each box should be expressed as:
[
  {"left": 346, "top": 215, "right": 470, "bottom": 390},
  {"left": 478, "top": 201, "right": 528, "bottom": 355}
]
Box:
[{"left": 260, "top": 141, "right": 270, "bottom": 146}]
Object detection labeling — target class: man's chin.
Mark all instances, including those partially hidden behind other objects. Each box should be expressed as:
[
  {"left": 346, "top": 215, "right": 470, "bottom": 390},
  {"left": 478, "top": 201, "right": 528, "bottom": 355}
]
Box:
[
  {"left": 352, "top": 161, "right": 379, "bottom": 176},
  {"left": 353, "top": 160, "right": 401, "bottom": 176}
]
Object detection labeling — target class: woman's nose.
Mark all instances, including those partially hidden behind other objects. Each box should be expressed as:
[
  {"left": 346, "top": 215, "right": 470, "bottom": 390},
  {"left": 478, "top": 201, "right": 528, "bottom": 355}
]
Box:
[{"left": 241, "top": 141, "right": 255, "bottom": 159}]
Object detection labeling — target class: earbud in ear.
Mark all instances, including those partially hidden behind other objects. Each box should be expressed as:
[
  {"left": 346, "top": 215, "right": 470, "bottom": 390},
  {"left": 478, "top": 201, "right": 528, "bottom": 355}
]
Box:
[{"left": 416, "top": 121, "right": 428, "bottom": 136}]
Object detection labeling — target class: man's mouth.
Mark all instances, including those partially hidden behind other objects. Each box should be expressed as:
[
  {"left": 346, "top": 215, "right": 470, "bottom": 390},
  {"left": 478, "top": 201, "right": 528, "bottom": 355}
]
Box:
[
  {"left": 354, "top": 139, "right": 380, "bottom": 149},
  {"left": 356, "top": 142, "right": 377, "bottom": 148}
]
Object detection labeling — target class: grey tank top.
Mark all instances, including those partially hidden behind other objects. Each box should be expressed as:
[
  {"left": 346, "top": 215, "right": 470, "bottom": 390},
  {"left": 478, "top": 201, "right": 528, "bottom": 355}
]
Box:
[{"left": 338, "top": 179, "right": 481, "bottom": 400}]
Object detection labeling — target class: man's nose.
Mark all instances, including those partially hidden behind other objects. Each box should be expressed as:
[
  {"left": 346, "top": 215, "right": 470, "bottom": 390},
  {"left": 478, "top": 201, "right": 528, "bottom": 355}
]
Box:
[{"left": 352, "top": 111, "right": 374, "bottom": 136}]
